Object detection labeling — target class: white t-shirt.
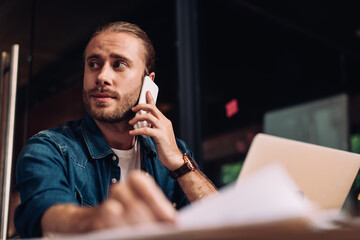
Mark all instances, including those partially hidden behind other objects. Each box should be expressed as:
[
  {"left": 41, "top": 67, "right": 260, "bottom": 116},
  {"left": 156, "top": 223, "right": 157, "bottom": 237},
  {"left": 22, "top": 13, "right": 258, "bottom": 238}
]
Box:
[{"left": 112, "top": 138, "right": 141, "bottom": 182}]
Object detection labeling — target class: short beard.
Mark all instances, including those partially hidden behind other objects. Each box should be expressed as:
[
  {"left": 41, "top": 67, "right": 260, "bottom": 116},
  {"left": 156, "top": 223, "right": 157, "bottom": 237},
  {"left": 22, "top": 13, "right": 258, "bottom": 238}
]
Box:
[{"left": 83, "top": 85, "right": 140, "bottom": 123}]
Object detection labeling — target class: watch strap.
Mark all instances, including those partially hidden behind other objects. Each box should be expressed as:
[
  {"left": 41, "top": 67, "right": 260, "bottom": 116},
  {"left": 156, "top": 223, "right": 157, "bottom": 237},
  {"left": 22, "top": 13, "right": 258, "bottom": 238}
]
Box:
[{"left": 169, "top": 153, "right": 196, "bottom": 179}]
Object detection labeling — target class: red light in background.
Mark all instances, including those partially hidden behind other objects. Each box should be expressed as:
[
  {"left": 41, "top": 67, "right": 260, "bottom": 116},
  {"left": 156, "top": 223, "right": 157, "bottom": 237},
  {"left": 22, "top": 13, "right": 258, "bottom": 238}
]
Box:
[{"left": 225, "top": 99, "right": 239, "bottom": 118}]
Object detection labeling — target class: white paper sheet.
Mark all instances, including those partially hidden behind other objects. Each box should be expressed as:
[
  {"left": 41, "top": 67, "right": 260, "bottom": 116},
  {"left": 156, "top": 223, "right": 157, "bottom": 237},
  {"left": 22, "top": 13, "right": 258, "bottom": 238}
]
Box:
[
  {"left": 177, "top": 163, "right": 313, "bottom": 229},
  {"left": 47, "top": 164, "right": 315, "bottom": 240}
]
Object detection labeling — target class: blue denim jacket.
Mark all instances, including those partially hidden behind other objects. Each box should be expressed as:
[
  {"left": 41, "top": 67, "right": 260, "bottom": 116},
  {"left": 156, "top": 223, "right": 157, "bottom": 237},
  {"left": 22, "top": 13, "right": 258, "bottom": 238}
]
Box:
[{"left": 14, "top": 115, "right": 191, "bottom": 238}]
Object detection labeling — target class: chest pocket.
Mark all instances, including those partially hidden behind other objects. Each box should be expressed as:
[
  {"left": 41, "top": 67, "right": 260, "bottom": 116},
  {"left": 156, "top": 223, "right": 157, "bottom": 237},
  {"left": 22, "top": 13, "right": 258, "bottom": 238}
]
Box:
[{"left": 72, "top": 158, "right": 105, "bottom": 207}]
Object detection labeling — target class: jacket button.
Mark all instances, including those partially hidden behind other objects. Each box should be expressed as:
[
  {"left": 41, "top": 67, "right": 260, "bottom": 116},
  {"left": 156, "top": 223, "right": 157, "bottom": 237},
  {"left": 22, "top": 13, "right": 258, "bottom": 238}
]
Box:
[
  {"left": 112, "top": 155, "right": 117, "bottom": 161},
  {"left": 172, "top": 202, "right": 177, "bottom": 208},
  {"left": 112, "top": 178, "right": 117, "bottom": 184}
]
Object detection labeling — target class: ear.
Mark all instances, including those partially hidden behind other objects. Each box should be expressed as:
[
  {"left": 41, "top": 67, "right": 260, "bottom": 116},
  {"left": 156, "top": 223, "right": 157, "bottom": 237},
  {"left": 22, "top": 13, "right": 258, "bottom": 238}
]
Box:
[{"left": 149, "top": 72, "right": 155, "bottom": 81}]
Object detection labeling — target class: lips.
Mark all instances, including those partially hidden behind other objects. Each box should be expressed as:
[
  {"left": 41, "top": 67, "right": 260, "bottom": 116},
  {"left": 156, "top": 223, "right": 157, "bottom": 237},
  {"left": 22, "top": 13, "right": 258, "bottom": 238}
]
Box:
[
  {"left": 91, "top": 92, "right": 117, "bottom": 103},
  {"left": 92, "top": 93, "right": 114, "bottom": 98}
]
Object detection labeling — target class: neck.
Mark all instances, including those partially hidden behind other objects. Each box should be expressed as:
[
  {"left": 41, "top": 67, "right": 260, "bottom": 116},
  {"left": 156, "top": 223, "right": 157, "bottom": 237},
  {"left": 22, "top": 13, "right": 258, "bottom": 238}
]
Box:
[{"left": 94, "top": 119, "right": 135, "bottom": 150}]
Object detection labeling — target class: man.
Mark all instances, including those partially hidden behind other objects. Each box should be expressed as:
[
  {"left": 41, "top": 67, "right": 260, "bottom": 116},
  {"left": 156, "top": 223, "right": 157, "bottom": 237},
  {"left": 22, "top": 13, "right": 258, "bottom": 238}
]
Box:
[{"left": 14, "top": 21, "right": 217, "bottom": 238}]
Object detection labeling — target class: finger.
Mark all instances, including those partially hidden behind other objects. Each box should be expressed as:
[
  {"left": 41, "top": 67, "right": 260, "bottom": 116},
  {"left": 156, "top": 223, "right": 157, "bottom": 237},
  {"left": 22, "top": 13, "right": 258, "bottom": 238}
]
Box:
[
  {"left": 109, "top": 183, "right": 133, "bottom": 204},
  {"left": 94, "top": 199, "right": 126, "bottom": 229},
  {"left": 127, "top": 171, "right": 176, "bottom": 222},
  {"left": 132, "top": 93, "right": 162, "bottom": 118},
  {"left": 109, "top": 183, "right": 156, "bottom": 224},
  {"left": 129, "top": 112, "right": 159, "bottom": 127},
  {"left": 145, "top": 91, "right": 155, "bottom": 105},
  {"left": 129, "top": 126, "right": 156, "bottom": 138},
  {"left": 132, "top": 104, "right": 161, "bottom": 118},
  {"left": 131, "top": 91, "right": 155, "bottom": 112}
]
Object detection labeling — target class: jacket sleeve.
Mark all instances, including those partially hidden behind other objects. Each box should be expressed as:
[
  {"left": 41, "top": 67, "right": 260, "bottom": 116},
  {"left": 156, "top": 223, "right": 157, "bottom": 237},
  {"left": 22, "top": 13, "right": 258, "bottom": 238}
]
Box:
[{"left": 14, "top": 132, "right": 78, "bottom": 238}]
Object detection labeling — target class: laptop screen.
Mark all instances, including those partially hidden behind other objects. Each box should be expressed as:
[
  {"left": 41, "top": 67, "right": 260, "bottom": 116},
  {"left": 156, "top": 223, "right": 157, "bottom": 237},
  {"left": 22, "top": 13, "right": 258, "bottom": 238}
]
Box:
[{"left": 238, "top": 133, "right": 360, "bottom": 211}]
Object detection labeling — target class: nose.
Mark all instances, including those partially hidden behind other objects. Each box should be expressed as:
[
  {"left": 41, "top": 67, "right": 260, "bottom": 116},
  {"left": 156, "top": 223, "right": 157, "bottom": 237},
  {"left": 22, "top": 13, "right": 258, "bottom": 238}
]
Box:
[{"left": 97, "top": 63, "right": 114, "bottom": 86}]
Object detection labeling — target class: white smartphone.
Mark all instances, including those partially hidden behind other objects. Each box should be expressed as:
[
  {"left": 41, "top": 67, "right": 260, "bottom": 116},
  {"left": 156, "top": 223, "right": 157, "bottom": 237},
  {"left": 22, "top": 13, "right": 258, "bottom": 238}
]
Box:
[{"left": 133, "top": 76, "right": 159, "bottom": 133}]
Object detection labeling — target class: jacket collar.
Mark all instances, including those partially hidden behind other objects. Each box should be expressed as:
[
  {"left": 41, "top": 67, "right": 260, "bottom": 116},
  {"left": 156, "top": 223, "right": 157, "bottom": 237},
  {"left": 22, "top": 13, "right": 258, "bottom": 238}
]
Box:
[
  {"left": 80, "top": 114, "right": 157, "bottom": 160},
  {"left": 80, "top": 114, "right": 113, "bottom": 159}
]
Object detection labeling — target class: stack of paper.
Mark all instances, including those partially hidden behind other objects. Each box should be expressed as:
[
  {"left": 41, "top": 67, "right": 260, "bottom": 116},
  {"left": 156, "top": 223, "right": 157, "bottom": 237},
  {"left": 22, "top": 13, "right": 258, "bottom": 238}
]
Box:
[
  {"left": 50, "top": 163, "right": 328, "bottom": 239},
  {"left": 178, "top": 163, "right": 314, "bottom": 229}
]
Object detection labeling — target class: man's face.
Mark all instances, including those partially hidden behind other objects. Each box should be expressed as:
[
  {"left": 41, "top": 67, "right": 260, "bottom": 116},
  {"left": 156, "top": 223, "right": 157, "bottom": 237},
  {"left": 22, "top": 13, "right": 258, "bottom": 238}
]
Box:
[{"left": 83, "top": 32, "right": 146, "bottom": 123}]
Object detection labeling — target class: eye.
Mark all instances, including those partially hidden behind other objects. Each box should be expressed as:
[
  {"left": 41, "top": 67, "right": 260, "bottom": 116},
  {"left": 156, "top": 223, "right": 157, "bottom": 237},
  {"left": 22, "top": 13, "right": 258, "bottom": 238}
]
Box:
[
  {"left": 113, "top": 60, "right": 126, "bottom": 69},
  {"left": 88, "top": 60, "right": 100, "bottom": 69}
]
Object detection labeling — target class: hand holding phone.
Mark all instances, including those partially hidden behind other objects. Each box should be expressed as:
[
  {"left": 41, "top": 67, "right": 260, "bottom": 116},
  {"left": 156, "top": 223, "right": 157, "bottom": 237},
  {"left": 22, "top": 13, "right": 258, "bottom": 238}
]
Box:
[{"left": 133, "top": 76, "right": 159, "bottom": 135}]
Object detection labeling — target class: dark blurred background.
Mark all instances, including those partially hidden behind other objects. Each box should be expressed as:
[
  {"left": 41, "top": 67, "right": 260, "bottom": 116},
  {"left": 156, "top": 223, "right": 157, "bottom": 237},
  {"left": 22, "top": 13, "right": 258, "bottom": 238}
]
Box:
[{"left": 2, "top": 0, "right": 360, "bottom": 189}]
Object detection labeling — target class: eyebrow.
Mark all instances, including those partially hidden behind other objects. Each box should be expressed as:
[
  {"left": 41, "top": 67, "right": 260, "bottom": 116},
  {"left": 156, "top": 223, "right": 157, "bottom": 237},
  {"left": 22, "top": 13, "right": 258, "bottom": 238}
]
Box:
[
  {"left": 86, "top": 53, "right": 133, "bottom": 65},
  {"left": 86, "top": 54, "right": 100, "bottom": 61}
]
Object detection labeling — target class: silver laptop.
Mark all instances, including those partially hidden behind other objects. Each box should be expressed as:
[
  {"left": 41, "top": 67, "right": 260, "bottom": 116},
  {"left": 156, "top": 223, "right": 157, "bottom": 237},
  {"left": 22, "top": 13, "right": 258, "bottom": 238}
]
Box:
[{"left": 237, "top": 133, "right": 360, "bottom": 211}]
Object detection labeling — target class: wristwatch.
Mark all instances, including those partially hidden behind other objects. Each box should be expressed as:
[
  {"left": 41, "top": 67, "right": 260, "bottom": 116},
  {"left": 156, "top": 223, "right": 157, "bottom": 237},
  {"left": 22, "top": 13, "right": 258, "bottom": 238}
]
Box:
[{"left": 169, "top": 153, "right": 197, "bottom": 179}]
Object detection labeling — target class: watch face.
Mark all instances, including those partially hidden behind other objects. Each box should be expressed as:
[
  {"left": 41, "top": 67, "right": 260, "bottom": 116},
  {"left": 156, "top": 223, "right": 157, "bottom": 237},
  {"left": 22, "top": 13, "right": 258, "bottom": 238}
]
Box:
[
  {"left": 186, "top": 161, "right": 194, "bottom": 170},
  {"left": 184, "top": 154, "right": 194, "bottom": 170}
]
